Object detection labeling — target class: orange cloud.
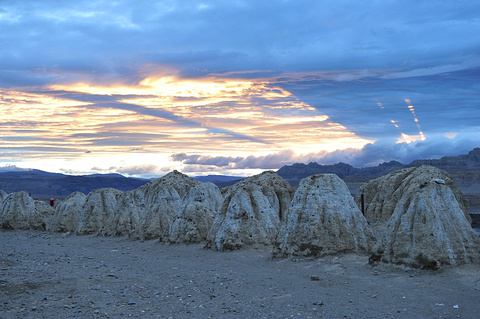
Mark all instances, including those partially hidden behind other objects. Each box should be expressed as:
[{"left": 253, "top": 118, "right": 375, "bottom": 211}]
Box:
[{"left": 2, "top": 76, "right": 372, "bottom": 173}]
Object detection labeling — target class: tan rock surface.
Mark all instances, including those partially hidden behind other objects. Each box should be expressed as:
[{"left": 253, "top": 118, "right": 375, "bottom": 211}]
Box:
[
  {"left": 169, "top": 182, "right": 223, "bottom": 243},
  {"left": 360, "top": 166, "right": 480, "bottom": 268},
  {"left": 206, "top": 171, "right": 295, "bottom": 250},
  {"left": 0, "top": 190, "right": 7, "bottom": 201},
  {"left": 48, "top": 170, "right": 222, "bottom": 242},
  {"left": 356, "top": 165, "right": 470, "bottom": 223},
  {"left": 49, "top": 192, "right": 87, "bottom": 233},
  {"left": 272, "top": 174, "right": 375, "bottom": 258},
  {"left": 0, "top": 191, "right": 54, "bottom": 230}
]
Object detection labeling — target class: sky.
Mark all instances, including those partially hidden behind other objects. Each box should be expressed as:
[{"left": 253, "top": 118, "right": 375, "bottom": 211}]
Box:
[{"left": 1, "top": 0, "right": 479, "bottom": 177}]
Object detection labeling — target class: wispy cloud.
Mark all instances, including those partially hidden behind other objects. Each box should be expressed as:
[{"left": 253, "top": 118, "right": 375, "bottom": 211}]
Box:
[
  {"left": 1, "top": 1, "right": 479, "bottom": 176},
  {"left": 171, "top": 133, "right": 479, "bottom": 172}
]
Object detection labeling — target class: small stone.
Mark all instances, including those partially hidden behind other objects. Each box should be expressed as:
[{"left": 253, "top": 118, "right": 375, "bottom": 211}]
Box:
[
  {"left": 310, "top": 275, "right": 320, "bottom": 281},
  {"left": 31, "top": 306, "right": 37, "bottom": 311}
]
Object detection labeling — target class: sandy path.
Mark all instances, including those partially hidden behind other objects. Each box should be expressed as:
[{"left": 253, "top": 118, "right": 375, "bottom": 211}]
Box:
[{"left": 1, "top": 230, "right": 479, "bottom": 318}]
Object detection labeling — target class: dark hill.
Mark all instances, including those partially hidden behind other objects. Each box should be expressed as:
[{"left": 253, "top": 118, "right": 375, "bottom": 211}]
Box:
[
  {"left": 277, "top": 148, "right": 480, "bottom": 181},
  {"left": 0, "top": 170, "right": 149, "bottom": 200},
  {"left": 408, "top": 148, "right": 480, "bottom": 168},
  {"left": 192, "top": 175, "right": 243, "bottom": 188}
]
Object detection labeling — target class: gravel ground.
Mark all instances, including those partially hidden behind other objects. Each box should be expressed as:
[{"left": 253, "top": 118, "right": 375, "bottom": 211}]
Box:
[{"left": 1, "top": 230, "right": 479, "bottom": 319}]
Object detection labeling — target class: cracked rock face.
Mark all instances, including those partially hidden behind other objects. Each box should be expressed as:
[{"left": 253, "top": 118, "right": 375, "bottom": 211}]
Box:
[
  {"left": 206, "top": 171, "right": 295, "bottom": 250},
  {"left": 0, "top": 191, "right": 54, "bottom": 230},
  {"left": 272, "top": 174, "right": 375, "bottom": 258},
  {"left": 360, "top": 166, "right": 480, "bottom": 269}
]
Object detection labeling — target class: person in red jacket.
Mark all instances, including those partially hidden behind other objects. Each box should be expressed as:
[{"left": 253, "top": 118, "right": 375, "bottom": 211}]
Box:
[{"left": 49, "top": 197, "right": 56, "bottom": 207}]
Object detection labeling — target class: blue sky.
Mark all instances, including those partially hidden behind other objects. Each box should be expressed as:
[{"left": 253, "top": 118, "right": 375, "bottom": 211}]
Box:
[{"left": 0, "top": 0, "right": 479, "bottom": 176}]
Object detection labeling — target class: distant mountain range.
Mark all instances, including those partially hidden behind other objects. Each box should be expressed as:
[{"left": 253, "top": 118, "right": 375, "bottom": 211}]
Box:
[
  {"left": 0, "top": 148, "right": 478, "bottom": 201},
  {"left": 276, "top": 147, "right": 480, "bottom": 181},
  {"left": 0, "top": 170, "right": 150, "bottom": 200},
  {"left": 191, "top": 175, "right": 243, "bottom": 189},
  {"left": 276, "top": 148, "right": 480, "bottom": 215}
]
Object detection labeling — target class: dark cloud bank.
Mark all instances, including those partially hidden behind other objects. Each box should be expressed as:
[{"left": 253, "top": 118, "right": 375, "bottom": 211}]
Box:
[{"left": 171, "top": 136, "right": 478, "bottom": 171}]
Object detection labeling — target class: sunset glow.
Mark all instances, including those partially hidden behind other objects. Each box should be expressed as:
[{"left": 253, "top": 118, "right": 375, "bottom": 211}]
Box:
[
  {"left": 1, "top": 1, "right": 478, "bottom": 176},
  {"left": 1, "top": 77, "right": 371, "bottom": 175}
]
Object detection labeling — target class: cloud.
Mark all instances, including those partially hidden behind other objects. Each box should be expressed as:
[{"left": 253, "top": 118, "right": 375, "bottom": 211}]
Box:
[
  {"left": 0, "top": 164, "right": 30, "bottom": 172},
  {"left": 381, "top": 58, "right": 480, "bottom": 80},
  {"left": 115, "top": 164, "right": 160, "bottom": 175},
  {"left": 172, "top": 134, "right": 479, "bottom": 170},
  {"left": 172, "top": 150, "right": 297, "bottom": 169},
  {"left": 2, "top": 1, "right": 480, "bottom": 87},
  {"left": 91, "top": 164, "right": 161, "bottom": 176},
  {"left": 1, "top": 1, "right": 479, "bottom": 176}
]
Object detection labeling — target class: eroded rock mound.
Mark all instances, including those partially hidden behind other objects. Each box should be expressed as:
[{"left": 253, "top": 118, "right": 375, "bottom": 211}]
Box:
[
  {"left": 272, "top": 174, "right": 375, "bottom": 258},
  {"left": 169, "top": 182, "right": 223, "bottom": 243},
  {"left": 48, "top": 171, "right": 222, "bottom": 242},
  {"left": 206, "top": 171, "right": 295, "bottom": 250},
  {"left": 131, "top": 171, "right": 200, "bottom": 240},
  {"left": 356, "top": 165, "right": 470, "bottom": 223},
  {"left": 0, "top": 191, "right": 54, "bottom": 230},
  {"left": 74, "top": 188, "right": 122, "bottom": 234},
  {"left": 49, "top": 192, "right": 87, "bottom": 233},
  {"left": 0, "top": 190, "right": 7, "bottom": 202},
  {"left": 361, "top": 166, "right": 480, "bottom": 269}
]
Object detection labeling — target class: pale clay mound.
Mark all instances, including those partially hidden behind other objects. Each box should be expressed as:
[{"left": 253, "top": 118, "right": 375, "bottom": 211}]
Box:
[
  {"left": 272, "top": 174, "right": 375, "bottom": 258},
  {"left": 0, "top": 190, "right": 54, "bottom": 230},
  {"left": 47, "top": 171, "right": 223, "bottom": 243},
  {"left": 49, "top": 191, "right": 87, "bottom": 233},
  {"left": 205, "top": 171, "right": 295, "bottom": 251},
  {"left": 0, "top": 189, "right": 7, "bottom": 202},
  {"left": 356, "top": 165, "right": 471, "bottom": 223},
  {"left": 359, "top": 166, "right": 480, "bottom": 269},
  {"left": 1, "top": 167, "right": 479, "bottom": 270}
]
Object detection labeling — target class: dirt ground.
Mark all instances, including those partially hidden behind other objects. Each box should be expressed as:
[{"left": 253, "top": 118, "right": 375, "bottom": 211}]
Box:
[{"left": 1, "top": 230, "right": 479, "bottom": 319}]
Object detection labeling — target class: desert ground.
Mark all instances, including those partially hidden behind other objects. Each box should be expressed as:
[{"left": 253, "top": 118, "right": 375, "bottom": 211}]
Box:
[{"left": 1, "top": 230, "right": 479, "bottom": 319}]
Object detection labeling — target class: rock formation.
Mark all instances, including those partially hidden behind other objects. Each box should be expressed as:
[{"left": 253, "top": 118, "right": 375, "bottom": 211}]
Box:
[
  {"left": 356, "top": 165, "right": 470, "bottom": 223},
  {"left": 0, "top": 190, "right": 7, "bottom": 202},
  {"left": 206, "top": 171, "right": 295, "bottom": 250},
  {"left": 131, "top": 171, "right": 200, "bottom": 240},
  {"left": 168, "top": 182, "right": 223, "bottom": 243},
  {"left": 102, "top": 191, "right": 145, "bottom": 237},
  {"left": 360, "top": 166, "right": 480, "bottom": 269},
  {"left": 0, "top": 191, "right": 54, "bottom": 230},
  {"left": 272, "top": 174, "right": 375, "bottom": 258},
  {"left": 48, "top": 192, "right": 87, "bottom": 233},
  {"left": 48, "top": 171, "right": 222, "bottom": 243}
]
